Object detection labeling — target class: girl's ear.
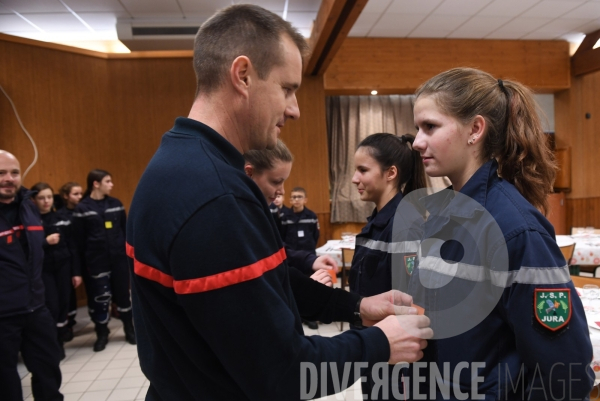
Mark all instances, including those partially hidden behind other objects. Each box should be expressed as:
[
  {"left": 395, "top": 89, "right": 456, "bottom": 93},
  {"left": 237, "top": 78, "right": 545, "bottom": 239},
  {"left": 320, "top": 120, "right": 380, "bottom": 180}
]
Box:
[{"left": 387, "top": 165, "right": 398, "bottom": 182}]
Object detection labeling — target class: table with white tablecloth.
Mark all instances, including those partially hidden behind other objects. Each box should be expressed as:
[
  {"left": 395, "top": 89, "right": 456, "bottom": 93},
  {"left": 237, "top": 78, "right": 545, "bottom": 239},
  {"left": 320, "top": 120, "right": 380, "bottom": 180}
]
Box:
[
  {"left": 557, "top": 234, "right": 600, "bottom": 266},
  {"left": 316, "top": 239, "right": 355, "bottom": 268}
]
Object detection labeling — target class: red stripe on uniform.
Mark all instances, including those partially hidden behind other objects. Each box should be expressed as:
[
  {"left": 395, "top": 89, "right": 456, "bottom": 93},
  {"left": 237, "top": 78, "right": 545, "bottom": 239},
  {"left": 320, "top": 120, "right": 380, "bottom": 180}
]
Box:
[
  {"left": 126, "top": 242, "right": 286, "bottom": 294},
  {"left": 126, "top": 242, "right": 174, "bottom": 288},
  {"left": 27, "top": 226, "right": 43, "bottom": 231},
  {"left": 174, "top": 247, "right": 286, "bottom": 294}
]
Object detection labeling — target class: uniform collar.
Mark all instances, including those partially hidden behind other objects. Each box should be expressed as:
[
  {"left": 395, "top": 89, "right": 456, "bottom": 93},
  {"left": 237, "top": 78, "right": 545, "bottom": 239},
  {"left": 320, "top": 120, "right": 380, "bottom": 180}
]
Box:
[
  {"left": 368, "top": 191, "right": 404, "bottom": 228},
  {"left": 171, "top": 117, "right": 245, "bottom": 171},
  {"left": 421, "top": 159, "right": 497, "bottom": 220}
]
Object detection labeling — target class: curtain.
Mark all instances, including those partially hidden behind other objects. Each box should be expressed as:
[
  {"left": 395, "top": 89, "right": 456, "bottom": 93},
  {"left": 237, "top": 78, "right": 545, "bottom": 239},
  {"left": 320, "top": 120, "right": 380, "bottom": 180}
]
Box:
[{"left": 327, "top": 95, "right": 450, "bottom": 223}]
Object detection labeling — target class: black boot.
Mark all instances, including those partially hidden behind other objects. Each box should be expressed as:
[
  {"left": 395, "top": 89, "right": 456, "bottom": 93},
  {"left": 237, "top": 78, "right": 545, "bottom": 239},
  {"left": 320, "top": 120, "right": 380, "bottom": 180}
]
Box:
[
  {"left": 123, "top": 319, "right": 136, "bottom": 345},
  {"left": 93, "top": 323, "right": 110, "bottom": 352}
]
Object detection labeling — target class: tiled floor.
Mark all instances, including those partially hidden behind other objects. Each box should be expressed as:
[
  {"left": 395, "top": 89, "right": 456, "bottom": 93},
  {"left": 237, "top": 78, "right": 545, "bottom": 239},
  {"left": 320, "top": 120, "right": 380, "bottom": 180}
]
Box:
[{"left": 18, "top": 307, "right": 363, "bottom": 401}]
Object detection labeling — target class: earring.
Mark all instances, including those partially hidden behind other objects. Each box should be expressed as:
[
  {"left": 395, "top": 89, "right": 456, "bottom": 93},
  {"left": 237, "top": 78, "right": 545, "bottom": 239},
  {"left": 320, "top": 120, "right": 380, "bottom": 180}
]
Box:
[{"left": 468, "top": 138, "right": 474, "bottom": 145}]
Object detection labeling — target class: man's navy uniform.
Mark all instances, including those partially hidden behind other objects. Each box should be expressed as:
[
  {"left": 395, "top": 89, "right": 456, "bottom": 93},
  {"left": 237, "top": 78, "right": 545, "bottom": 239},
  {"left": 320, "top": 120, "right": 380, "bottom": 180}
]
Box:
[
  {"left": 402, "top": 160, "right": 594, "bottom": 400},
  {"left": 40, "top": 208, "right": 81, "bottom": 340},
  {"left": 73, "top": 196, "right": 132, "bottom": 326},
  {"left": 127, "top": 117, "right": 390, "bottom": 400},
  {"left": 0, "top": 187, "right": 63, "bottom": 401},
  {"left": 280, "top": 206, "right": 320, "bottom": 252}
]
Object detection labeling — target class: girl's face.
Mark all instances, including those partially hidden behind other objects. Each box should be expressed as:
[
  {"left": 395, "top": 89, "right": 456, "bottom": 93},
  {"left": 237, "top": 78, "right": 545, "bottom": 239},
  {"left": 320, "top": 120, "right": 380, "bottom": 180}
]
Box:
[
  {"left": 34, "top": 188, "right": 54, "bottom": 214},
  {"left": 352, "top": 147, "right": 387, "bottom": 204},
  {"left": 65, "top": 186, "right": 83, "bottom": 208},
  {"left": 273, "top": 194, "right": 284, "bottom": 207},
  {"left": 412, "top": 95, "right": 477, "bottom": 187},
  {"left": 249, "top": 161, "right": 292, "bottom": 204},
  {"left": 95, "top": 176, "right": 113, "bottom": 196}
]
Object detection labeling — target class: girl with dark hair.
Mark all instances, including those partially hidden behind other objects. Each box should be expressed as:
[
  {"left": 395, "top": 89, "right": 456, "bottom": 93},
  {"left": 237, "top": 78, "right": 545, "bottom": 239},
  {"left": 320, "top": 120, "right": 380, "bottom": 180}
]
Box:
[
  {"left": 73, "top": 170, "right": 135, "bottom": 352},
  {"left": 348, "top": 133, "right": 426, "bottom": 399},
  {"left": 349, "top": 133, "right": 426, "bottom": 296},
  {"left": 407, "top": 67, "right": 593, "bottom": 399},
  {"left": 31, "top": 182, "right": 82, "bottom": 357}
]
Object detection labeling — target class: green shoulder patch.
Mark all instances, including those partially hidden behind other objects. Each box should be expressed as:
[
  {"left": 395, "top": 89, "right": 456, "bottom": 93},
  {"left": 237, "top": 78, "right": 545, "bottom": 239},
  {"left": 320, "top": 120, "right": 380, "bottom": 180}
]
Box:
[
  {"left": 404, "top": 254, "right": 416, "bottom": 276},
  {"left": 535, "top": 288, "right": 571, "bottom": 331}
]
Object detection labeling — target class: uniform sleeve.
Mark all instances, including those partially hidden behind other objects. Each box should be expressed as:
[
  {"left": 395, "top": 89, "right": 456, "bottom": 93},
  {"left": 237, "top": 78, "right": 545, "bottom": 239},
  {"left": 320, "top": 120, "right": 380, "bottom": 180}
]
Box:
[
  {"left": 169, "top": 194, "right": 390, "bottom": 399},
  {"left": 285, "top": 245, "right": 317, "bottom": 275},
  {"left": 288, "top": 266, "right": 359, "bottom": 323},
  {"left": 499, "top": 230, "right": 594, "bottom": 400}
]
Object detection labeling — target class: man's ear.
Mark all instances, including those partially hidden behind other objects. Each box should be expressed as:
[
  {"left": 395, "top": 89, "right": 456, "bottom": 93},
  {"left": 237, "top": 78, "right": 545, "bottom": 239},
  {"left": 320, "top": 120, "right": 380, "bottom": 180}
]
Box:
[
  {"left": 230, "top": 56, "right": 252, "bottom": 98},
  {"left": 244, "top": 164, "right": 253, "bottom": 178}
]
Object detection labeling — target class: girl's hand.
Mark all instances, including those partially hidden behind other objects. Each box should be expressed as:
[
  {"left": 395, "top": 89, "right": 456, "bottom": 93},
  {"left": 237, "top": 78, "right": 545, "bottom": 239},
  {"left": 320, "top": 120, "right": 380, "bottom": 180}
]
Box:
[{"left": 46, "top": 233, "right": 60, "bottom": 245}]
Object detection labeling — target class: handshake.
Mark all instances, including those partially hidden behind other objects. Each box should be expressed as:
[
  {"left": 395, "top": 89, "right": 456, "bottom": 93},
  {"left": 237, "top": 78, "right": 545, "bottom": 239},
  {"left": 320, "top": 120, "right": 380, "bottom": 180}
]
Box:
[{"left": 359, "top": 290, "right": 433, "bottom": 364}]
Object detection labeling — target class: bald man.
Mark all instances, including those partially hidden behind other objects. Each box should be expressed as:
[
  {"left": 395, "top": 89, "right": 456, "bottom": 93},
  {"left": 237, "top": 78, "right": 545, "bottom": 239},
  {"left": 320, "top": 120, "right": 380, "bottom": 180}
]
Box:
[{"left": 0, "top": 150, "right": 63, "bottom": 401}]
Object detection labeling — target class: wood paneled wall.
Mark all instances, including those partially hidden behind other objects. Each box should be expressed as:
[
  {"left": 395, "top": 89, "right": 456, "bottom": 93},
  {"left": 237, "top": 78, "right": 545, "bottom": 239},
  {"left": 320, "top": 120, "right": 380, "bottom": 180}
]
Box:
[
  {"left": 566, "top": 198, "right": 600, "bottom": 231},
  {"left": 0, "top": 39, "right": 195, "bottom": 209},
  {"left": 325, "top": 38, "right": 570, "bottom": 95}
]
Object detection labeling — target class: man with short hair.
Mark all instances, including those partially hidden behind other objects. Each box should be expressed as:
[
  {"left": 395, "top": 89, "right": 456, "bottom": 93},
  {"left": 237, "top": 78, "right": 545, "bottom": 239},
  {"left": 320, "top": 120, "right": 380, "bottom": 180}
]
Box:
[
  {"left": 0, "top": 150, "right": 63, "bottom": 401},
  {"left": 127, "top": 5, "right": 432, "bottom": 400}
]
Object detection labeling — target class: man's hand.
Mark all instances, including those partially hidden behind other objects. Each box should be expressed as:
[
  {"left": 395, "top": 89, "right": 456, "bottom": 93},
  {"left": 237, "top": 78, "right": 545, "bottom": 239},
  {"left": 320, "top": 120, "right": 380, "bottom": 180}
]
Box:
[
  {"left": 375, "top": 314, "right": 433, "bottom": 364},
  {"left": 311, "top": 255, "right": 338, "bottom": 272},
  {"left": 310, "top": 269, "right": 333, "bottom": 287},
  {"left": 72, "top": 276, "right": 82, "bottom": 288},
  {"left": 360, "top": 290, "right": 417, "bottom": 326}
]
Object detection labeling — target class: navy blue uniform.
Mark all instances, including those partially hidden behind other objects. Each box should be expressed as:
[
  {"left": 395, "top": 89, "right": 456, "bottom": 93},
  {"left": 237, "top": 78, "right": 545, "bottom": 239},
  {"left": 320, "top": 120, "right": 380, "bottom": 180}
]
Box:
[
  {"left": 280, "top": 206, "right": 320, "bottom": 252},
  {"left": 348, "top": 191, "right": 420, "bottom": 399},
  {"left": 73, "top": 196, "right": 132, "bottom": 324},
  {"left": 0, "top": 187, "right": 62, "bottom": 401},
  {"left": 40, "top": 209, "right": 81, "bottom": 338},
  {"left": 127, "top": 117, "right": 390, "bottom": 400},
  {"left": 401, "top": 160, "right": 593, "bottom": 400}
]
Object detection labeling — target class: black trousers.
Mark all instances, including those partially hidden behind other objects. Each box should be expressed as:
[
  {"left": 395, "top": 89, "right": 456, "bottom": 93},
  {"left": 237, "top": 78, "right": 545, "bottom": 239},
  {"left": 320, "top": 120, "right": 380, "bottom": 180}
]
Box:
[
  {"left": 42, "top": 262, "right": 72, "bottom": 336},
  {"left": 0, "top": 307, "right": 63, "bottom": 401},
  {"left": 86, "top": 257, "right": 132, "bottom": 325}
]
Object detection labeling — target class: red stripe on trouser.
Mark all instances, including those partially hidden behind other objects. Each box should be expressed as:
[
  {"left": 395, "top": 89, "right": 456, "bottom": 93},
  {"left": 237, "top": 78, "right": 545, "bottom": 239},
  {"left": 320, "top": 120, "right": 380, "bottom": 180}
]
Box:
[{"left": 126, "top": 242, "right": 286, "bottom": 294}]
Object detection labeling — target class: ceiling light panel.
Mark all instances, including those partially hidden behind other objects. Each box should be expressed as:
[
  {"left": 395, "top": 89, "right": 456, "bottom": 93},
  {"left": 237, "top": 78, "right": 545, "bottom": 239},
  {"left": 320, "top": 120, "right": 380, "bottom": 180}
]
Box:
[
  {"left": 62, "top": 0, "right": 126, "bottom": 12},
  {"left": 0, "top": 0, "right": 65, "bottom": 13}
]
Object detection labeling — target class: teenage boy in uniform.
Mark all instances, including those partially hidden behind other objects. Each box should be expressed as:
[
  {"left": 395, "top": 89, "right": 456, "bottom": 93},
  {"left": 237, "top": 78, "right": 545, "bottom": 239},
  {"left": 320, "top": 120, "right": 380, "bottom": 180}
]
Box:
[{"left": 280, "top": 187, "right": 319, "bottom": 252}]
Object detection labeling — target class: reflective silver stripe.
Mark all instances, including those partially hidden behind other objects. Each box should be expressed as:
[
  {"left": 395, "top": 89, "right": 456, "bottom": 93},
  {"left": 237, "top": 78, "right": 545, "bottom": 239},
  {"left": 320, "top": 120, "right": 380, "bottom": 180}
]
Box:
[
  {"left": 117, "top": 306, "right": 132, "bottom": 313},
  {"left": 418, "top": 255, "right": 571, "bottom": 288},
  {"left": 356, "top": 237, "right": 420, "bottom": 254},
  {"left": 91, "top": 272, "right": 111, "bottom": 279},
  {"left": 105, "top": 206, "right": 125, "bottom": 213},
  {"left": 56, "top": 319, "right": 69, "bottom": 328},
  {"left": 54, "top": 220, "right": 71, "bottom": 227},
  {"left": 281, "top": 220, "right": 295, "bottom": 225},
  {"left": 298, "top": 219, "right": 318, "bottom": 224},
  {"left": 67, "top": 310, "right": 77, "bottom": 316},
  {"left": 73, "top": 211, "right": 97, "bottom": 217}
]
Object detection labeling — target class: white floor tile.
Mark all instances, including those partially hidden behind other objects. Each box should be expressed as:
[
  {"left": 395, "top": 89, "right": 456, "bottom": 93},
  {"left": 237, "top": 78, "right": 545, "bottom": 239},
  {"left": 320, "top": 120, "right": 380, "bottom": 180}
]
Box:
[
  {"left": 116, "top": 376, "right": 145, "bottom": 389},
  {"left": 97, "top": 368, "right": 128, "bottom": 380},
  {"left": 106, "top": 358, "right": 133, "bottom": 369},
  {"left": 123, "top": 366, "right": 144, "bottom": 378},
  {"left": 87, "top": 378, "right": 120, "bottom": 392},
  {"left": 79, "top": 390, "right": 112, "bottom": 401},
  {"left": 81, "top": 360, "right": 111, "bottom": 371},
  {"left": 71, "top": 370, "right": 102, "bottom": 382},
  {"left": 64, "top": 392, "right": 83, "bottom": 401},
  {"left": 107, "top": 388, "right": 140, "bottom": 401},
  {"left": 61, "top": 380, "right": 93, "bottom": 394},
  {"left": 61, "top": 362, "right": 86, "bottom": 373}
]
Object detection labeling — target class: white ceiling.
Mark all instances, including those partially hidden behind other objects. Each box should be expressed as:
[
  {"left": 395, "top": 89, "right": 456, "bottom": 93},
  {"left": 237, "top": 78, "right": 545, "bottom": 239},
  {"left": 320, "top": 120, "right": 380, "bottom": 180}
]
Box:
[
  {"left": 350, "top": 0, "right": 600, "bottom": 43},
  {"left": 1, "top": 0, "right": 600, "bottom": 53}
]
